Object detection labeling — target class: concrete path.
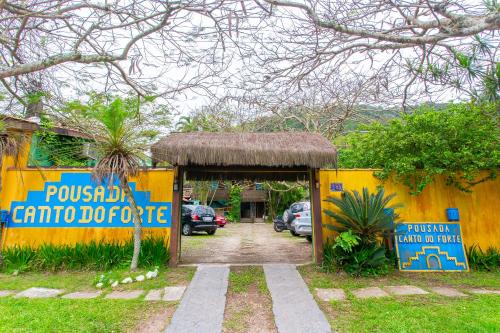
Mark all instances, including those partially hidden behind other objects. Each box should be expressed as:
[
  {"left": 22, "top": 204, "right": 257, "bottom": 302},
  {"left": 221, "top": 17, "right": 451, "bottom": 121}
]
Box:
[
  {"left": 264, "top": 264, "right": 332, "bottom": 333},
  {"left": 165, "top": 264, "right": 229, "bottom": 333}
]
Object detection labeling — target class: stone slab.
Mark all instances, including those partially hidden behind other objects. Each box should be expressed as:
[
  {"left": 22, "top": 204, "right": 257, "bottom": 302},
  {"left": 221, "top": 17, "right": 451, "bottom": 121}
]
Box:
[
  {"left": 165, "top": 264, "right": 229, "bottom": 333},
  {"left": 0, "top": 290, "right": 16, "bottom": 297},
  {"left": 352, "top": 287, "right": 390, "bottom": 299},
  {"left": 163, "top": 286, "right": 186, "bottom": 301},
  {"left": 145, "top": 289, "right": 163, "bottom": 301},
  {"left": 15, "top": 287, "right": 64, "bottom": 299},
  {"left": 62, "top": 291, "right": 102, "bottom": 299},
  {"left": 385, "top": 285, "right": 429, "bottom": 296},
  {"left": 316, "top": 288, "right": 346, "bottom": 301},
  {"left": 430, "top": 287, "right": 467, "bottom": 297},
  {"left": 105, "top": 290, "right": 144, "bottom": 300},
  {"left": 264, "top": 264, "right": 332, "bottom": 333},
  {"left": 468, "top": 288, "right": 500, "bottom": 295}
]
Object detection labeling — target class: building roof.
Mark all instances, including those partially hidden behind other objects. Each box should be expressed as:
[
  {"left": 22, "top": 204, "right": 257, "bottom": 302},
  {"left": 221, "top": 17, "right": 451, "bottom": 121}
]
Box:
[
  {"left": 151, "top": 132, "right": 337, "bottom": 169},
  {"left": 1, "top": 115, "right": 91, "bottom": 139}
]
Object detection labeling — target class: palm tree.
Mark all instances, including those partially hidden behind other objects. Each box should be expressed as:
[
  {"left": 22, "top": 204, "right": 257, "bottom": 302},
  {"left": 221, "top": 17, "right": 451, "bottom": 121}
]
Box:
[
  {"left": 73, "top": 96, "right": 148, "bottom": 270},
  {"left": 175, "top": 116, "right": 196, "bottom": 132}
]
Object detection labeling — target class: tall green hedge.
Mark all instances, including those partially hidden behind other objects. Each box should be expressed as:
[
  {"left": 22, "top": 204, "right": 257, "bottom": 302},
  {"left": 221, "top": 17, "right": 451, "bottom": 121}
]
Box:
[{"left": 339, "top": 102, "right": 499, "bottom": 194}]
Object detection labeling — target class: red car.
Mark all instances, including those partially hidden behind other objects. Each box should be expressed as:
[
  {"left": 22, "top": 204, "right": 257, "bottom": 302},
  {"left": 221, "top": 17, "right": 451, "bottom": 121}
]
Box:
[{"left": 215, "top": 215, "right": 227, "bottom": 227}]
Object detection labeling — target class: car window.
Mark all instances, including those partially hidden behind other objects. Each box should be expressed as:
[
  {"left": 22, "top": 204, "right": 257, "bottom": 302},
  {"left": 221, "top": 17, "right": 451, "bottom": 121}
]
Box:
[
  {"left": 291, "top": 202, "right": 310, "bottom": 213},
  {"left": 182, "top": 206, "right": 192, "bottom": 214},
  {"left": 290, "top": 203, "right": 303, "bottom": 213},
  {"left": 193, "top": 206, "right": 215, "bottom": 215}
]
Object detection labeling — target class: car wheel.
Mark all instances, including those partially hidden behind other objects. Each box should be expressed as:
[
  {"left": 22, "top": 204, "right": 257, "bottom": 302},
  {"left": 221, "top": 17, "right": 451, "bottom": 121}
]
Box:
[
  {"left": 207, "top": 229, "right": 216, "bottom": 235},
  {"left": 182, "top": 224, "right": 192, "bottom": 236},
  {"left": 274, "top": 224, "right": 284, "bottom": 232},
  {"left": 290, "top": 230, "right": 299, "bottom": 237},
  {"left": 306, "top": 235, "right": 313, "bottom": 242}
]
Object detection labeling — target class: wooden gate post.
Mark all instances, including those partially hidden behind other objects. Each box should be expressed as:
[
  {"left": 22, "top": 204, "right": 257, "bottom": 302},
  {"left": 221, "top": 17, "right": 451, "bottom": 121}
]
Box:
[
  {"left": 169, "top": 167, "right": 183, "bottom": 267},
  {"left": 310, "top": 168, "right": 324, "bottom": 264}
]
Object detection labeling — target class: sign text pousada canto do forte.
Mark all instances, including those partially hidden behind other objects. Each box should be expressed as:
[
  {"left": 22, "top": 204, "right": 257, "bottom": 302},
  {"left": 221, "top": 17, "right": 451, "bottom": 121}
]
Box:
[
  {"left": 7, "top": 173, "right": 171, "bottom": 228},
  {"left": 395, "top": 222, "right": 469, "bottom": 272}
]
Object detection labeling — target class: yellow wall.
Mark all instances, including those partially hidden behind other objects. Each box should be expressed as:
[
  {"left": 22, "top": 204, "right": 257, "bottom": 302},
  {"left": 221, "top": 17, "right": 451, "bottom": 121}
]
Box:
[
  {"left": 319, "top": 170, "right": 499, "bottom": 249},
  {"left": 1, "top": 168, "right": 174, "bottom": 248}
]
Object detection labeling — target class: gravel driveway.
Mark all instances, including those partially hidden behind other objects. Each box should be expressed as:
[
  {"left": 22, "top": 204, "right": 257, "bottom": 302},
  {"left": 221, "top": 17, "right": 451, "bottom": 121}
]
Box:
[{"left": 180, "top": 223, "right": 312, "bottom": 264}]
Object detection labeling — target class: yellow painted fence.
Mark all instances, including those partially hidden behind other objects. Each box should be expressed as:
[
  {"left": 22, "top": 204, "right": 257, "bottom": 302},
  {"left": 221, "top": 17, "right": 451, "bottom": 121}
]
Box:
[
  {"left": 0, "top": 168, "right": 174, "bottom": 248},
  {"left": 319, "top": 170, "right": 499, "bottom": 249},
  {"left": 1, "top": 166, "right": 498, "bottom": 252}
]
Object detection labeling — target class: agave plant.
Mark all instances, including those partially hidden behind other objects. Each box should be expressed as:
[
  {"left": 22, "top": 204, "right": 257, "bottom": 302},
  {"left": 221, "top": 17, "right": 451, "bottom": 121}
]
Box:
[{"left": 323, "top": 187, "right": 402, "bottom": 244}]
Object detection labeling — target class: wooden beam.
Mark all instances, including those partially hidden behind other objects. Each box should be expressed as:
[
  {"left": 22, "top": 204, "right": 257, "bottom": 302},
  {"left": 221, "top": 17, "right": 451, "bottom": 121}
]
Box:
[
  {"left": 310, "top": 168, "right": 324, "bottom": 264},
  {"left": 185, "top": 165, "right": 309, "bottom": 182},
  {"left": 169, "top": 167, "right": 183, "bottom": 267}
]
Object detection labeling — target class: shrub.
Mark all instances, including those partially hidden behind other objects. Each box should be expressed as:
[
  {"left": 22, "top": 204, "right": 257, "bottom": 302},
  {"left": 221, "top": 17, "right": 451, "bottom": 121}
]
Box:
[
  {"left": 226, "top": 184, "right": 242, "bottom": 222},
  {"left": 322, "top": 187, "right": 400, "bottom": 276},
  {"left": 322, "top": 230, "right": 389, "bottom": 276},
  {"left": 323, "top": 187, "right": 402, "bottom": 244},
  {"left": 466, "top": 244, "right": 499, "bottom": 271},
  {"left": 338, "top": 102, "right": 499, "bottom": 194},
  {"left": 1, "top": 237, "right": 169, "bottom": 272}
]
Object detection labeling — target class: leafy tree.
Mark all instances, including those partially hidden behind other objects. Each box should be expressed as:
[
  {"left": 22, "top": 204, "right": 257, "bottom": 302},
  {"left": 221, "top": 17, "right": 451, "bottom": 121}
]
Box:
[
  {"left": 264, "top": 182, "right": 308, "bottom": 219},
  {"left": 227, "top": 184, "right": 243, "bottom": 223},
  {"left": 29, "top": 116, "right": 91, "bottom": 167},
  {"left": 65, "top": 96, "right": 149, "bottom": 270},
  {"left": 339, "top": 103, "right": 499, "bottom": 194}
]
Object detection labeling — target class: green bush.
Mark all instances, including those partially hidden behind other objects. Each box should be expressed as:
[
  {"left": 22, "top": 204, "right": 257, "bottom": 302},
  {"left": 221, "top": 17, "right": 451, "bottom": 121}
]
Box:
[
  {"left": 1, "top": 237, "right": 169, "bottom": 272},
  {"left": 226, "top": 184, "right": 242, "bottom": 222},
  {"left": 322, "top": 230, "right": 389, "bottom": 276},
  {"left": 466, "top": 244, "right": 499, "bottom": 271},
  {"left": 322, "top": 187, "right": 400, "bottom": 276},
  {"left": 323, "top": 187, "right": 402, "bottom": 244},
  {"left": 338, "top": 102, "right": 499, "bottom": 194}
]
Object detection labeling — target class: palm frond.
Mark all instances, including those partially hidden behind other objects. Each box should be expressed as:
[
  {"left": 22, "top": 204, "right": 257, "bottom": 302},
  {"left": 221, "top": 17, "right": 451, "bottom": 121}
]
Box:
[{"left": 323, "top": 187, "right": 402, "bottom": 242}]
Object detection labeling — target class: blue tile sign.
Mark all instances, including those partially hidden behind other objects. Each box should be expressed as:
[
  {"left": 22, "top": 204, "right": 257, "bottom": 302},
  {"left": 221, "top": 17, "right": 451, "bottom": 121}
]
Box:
[
  {"left": 7, "top": 173, "right": 171, "bottom": 228},
  {"left": 395, "top": 222, "right": 469, "bottom": 272},
  {"left": 330, "top": 182, "right": 343, "bottom": 192}
]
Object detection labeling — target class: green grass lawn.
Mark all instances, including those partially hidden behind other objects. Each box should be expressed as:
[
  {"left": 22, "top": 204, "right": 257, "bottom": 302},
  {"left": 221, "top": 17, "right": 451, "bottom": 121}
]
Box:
[
  {"left": 0, "top": 267, "right": 195, "bottom": 292},
  {"left": 299, "top": 265, "right": 500, "bottom": 333},
  {"left": 223, "top": 266, "right": 275, "bottom": 333},
  {"left": 0, "top": 267, "right": 195, "bottom": 332},
  {"left": 0, "top": 298, "right": 167, "bottom": 333},
  {"left": 332, "top": 295, "right": 499, "bottom": 333}
]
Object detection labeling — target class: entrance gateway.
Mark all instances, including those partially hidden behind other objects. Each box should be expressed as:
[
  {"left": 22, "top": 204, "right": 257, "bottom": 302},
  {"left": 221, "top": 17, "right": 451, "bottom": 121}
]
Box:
[{"left": 151, "top": 132, "right": 337, "bottom": 266}]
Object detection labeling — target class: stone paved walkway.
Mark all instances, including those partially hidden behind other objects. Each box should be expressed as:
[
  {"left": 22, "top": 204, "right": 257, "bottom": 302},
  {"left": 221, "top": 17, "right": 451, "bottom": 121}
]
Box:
[
  {"left": 315, "top": 285, "right": 500, "bottom": 301},
  {"left": 0, "top": 287, "right": 185, "bottom": 301},
  {"left": 264, "top": 264, "right": 332, "bottom": 333},
  {"left": 165, "top": 264, "right": 229, "bottom": 333}
]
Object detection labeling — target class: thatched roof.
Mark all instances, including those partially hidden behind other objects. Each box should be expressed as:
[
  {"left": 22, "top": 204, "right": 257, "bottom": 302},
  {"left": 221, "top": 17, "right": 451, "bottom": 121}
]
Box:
[{"left": 151, "top": 132, "right": 337, "bottom": 168}]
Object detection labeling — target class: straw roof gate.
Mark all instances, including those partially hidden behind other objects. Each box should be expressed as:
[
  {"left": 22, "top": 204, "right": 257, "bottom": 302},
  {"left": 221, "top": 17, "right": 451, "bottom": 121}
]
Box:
[{"left": 152, "top": 132, "right": 336, "bottom": 266}]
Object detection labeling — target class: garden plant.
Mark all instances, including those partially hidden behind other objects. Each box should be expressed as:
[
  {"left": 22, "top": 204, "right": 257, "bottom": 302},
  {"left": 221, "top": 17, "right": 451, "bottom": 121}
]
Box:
[{"left": 322, "top": 187, "right": 402, "bottom": 276}]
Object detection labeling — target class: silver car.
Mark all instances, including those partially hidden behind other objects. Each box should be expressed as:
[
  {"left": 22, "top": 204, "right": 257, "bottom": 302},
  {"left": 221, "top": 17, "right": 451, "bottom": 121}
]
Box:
[{"left": 288, "top": 201, "right": 313, "bottom": 242}]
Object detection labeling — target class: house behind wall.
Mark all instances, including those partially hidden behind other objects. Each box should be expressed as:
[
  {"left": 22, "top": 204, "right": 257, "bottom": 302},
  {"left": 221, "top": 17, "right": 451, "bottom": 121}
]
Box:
[{"left": 185, "top": 182, "right": 268, "bottom": 222}]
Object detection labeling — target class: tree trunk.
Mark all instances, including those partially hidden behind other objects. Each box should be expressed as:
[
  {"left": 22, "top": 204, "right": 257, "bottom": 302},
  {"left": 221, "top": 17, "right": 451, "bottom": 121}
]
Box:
[{"left": 121, "top": 178, "right": 142, "bottom": 271}]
